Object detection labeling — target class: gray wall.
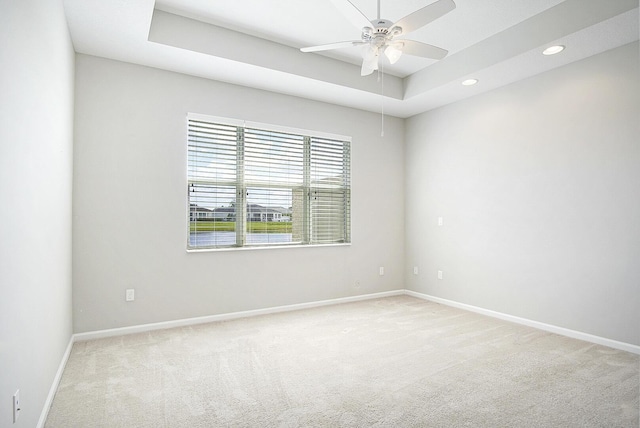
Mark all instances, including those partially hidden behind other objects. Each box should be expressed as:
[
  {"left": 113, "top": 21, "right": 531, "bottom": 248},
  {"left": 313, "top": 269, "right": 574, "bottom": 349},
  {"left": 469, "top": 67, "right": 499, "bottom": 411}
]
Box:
[
  {"left": 405, "top": 42, "right": 639, "bottom": 346},
  {"left": 72, "top": 55, "right": 405, "bottom": 333},
  {"left": 0, "top": 0, "right": 75, "bottom": 426}
]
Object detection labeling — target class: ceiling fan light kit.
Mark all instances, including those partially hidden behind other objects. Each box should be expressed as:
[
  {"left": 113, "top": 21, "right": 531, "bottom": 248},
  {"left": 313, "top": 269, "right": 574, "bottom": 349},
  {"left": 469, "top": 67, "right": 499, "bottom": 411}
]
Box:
[
  {"left": 301, "top": 0, "right": 456, "bottom": 76},
  {"left": 361, "top": 46, "right": 379, "bottom": 75},
  {"left": 384, "top": 43, "right": 403, "bottom": 64}
]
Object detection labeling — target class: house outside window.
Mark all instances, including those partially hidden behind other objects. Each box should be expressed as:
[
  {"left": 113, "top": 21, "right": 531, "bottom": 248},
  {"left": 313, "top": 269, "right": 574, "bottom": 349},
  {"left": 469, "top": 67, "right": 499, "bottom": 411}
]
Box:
[{"left": 187, "top": 114, "right": 351, "bottom": 249}]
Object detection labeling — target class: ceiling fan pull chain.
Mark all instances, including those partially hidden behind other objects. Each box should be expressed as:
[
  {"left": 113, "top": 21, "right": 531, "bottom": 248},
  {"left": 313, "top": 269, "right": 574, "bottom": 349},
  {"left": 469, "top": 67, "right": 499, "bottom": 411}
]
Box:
[{"left": 380, "top": 59, "right": 384, "bottom": 137}]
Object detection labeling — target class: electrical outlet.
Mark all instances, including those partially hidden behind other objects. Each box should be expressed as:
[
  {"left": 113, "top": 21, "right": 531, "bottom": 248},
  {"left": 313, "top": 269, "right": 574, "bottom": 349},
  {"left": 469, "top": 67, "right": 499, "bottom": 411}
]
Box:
[
  {"left": 437, "top": 270, "right": 443, "bottom": 280},
  {"left": 354, "top": 280, "right": 362, "bottom": 289},
  {"left": 413, "top": 266, "right": 419, "bottom": 275},
  {"left": 438, "top": 216, "right": 443, "bottom": 226},
  {"left": 125, "top": 289, "right": 135, "bottom": 301},
  {"left": 379, "top": 267, "right": 384, "bottom": 276},
  {"left": 13, "top": 389, "right": 20, "bottom": 423}
]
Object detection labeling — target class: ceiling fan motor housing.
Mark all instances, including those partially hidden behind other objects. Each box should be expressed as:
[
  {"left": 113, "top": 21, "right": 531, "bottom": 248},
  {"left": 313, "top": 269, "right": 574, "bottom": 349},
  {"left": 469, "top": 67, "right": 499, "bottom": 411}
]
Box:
[{"left": 362, "top": 19, "right": 402, "bottom": 42}]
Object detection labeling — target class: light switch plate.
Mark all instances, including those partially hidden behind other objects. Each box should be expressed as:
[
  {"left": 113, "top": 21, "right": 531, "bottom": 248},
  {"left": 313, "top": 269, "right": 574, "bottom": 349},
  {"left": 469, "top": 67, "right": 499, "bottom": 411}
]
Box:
[{"left": 13, "top": 389, "right": 20, "bottom": 423}]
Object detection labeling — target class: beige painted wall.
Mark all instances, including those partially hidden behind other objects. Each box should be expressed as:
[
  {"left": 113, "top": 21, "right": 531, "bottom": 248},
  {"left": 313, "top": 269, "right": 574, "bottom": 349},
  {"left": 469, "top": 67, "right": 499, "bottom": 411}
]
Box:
[
  {"left": 0, "top": 0, "right": 75, "bottom": 426},
  {"left": 405, "top": 42, "right": 639, "bottom": 346},
  {"left": 72, "top": 55, "right": 405, "bottom": 333}
]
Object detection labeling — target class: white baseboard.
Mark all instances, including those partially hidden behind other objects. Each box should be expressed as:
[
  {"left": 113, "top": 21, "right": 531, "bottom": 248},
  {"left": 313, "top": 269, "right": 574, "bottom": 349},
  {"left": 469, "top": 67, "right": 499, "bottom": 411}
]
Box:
[
  {"left": 74, "top": 289, "right": 640, "bottom": 355},
  {"left": 38, "top": 289, "right": 638, "bottom": 426},
  {"left": 37, "top": 335, "right": 74, "bottom": 428},
  {"left": 74, "top": 290, "right": 405, "bottom": 342},
  {"left": 405, "top": 290, "right": 640, "bottom": 355}
]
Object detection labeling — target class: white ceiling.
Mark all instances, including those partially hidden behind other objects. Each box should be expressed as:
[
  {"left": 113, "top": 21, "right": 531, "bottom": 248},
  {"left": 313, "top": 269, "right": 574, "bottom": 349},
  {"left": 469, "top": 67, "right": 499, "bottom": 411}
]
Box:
[{"left": 63, "top": 0, "right": 639, "bottom": 118}]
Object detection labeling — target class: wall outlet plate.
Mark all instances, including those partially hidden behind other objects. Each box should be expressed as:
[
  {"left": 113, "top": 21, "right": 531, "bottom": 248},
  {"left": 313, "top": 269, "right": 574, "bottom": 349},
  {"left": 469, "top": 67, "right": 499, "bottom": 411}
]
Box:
[
  {"left": 437, "top": 270, "right": 443, "bottom": 280},
  {"left": 379, "top": 267, "right": 384, "bottom": 276},
  {"left": 413, "top": 266, "right": 419, "bottom": 275},
  {"left": 13, "top": 389, "right": 20, "bottom": 423},
  {"left": 125, "top": 289, "right": 135, "bottom": 301}
]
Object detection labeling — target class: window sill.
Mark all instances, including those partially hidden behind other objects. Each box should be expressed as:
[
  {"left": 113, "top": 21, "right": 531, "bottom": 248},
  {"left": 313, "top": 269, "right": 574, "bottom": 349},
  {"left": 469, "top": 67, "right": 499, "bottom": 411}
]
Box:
[{"left": 186, "top": 242, "right": 351, "bottom": 253}]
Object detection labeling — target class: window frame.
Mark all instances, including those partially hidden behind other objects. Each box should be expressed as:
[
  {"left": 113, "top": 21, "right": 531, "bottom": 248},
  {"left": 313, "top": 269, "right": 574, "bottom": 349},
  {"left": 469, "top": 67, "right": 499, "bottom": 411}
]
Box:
[{"left": 186, "top": 113, "right": 351, "bottom": 251}]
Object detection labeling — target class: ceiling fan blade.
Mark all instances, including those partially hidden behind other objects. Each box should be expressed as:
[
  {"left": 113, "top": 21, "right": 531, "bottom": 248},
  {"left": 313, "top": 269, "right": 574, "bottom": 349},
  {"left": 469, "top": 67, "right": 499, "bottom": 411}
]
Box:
[
  {"left": 399, "top": 40, "right": 448, "bottom": 60},
  {"left": 300, "top": 40, "right": 366, "bottom": 53},
  {"left": 391, "top": 0, "right": 456, "bottom": 35},
  {"left": 329, "top": 0, "right": 373, "bottom": 31}
]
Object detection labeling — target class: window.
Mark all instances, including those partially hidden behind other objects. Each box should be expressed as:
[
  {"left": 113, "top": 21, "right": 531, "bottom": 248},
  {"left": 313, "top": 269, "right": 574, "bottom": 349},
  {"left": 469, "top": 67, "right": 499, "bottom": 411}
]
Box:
[{"left": 187, "top": 114, "right": 351, "bottom": 249}]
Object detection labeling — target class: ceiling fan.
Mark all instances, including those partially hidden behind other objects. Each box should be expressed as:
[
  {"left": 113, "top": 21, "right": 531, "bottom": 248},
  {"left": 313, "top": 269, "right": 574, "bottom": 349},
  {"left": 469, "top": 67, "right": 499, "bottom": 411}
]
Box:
[{"left": 301, "top": 0, "right": 456, "bottom": 76}]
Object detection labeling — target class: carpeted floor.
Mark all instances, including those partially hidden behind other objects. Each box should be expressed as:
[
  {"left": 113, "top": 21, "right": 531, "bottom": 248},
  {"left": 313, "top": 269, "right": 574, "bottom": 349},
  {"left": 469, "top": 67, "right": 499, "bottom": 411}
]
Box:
[{"left": 46, "top": 296, "right": 639, "bottom": 427}]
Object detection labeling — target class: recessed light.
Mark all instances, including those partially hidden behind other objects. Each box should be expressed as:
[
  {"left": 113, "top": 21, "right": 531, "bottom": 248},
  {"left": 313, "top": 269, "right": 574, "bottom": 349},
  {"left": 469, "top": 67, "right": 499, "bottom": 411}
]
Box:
[
  {"left": 462, "top": 79, "right": 478, "bottom": 86},
  {"left": 543, "top": 45, "right": 565, "bottom": 55}
]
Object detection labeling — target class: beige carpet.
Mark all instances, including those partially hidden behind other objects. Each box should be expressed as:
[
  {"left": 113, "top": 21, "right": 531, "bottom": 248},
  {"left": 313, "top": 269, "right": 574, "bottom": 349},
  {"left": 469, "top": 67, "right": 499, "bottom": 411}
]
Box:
[{"left": 46, "top": 296, "right": 639, "bottom": 427}]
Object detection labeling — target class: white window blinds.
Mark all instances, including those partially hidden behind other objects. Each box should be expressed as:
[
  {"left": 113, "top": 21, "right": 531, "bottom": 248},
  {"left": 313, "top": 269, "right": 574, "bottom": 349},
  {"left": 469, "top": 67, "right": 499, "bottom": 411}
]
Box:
[
  {"left": 187, "top": 115, "right": 351, "bottom": 249},
  {"left": 310, "top": 136, "right": 351, "bottom": 244}
]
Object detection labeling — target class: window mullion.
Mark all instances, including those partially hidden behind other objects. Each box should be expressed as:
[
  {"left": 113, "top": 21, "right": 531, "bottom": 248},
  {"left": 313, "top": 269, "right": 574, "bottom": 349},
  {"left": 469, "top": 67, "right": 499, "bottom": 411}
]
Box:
[
  {"left": 344, "top": 142, "right": 351, "bottom": 243},
  {"left": 303, "top": 136, "right": 311, "bottom": 244},
  {"left": 236, "top": 126, "right": 246, "bottom": 247}
]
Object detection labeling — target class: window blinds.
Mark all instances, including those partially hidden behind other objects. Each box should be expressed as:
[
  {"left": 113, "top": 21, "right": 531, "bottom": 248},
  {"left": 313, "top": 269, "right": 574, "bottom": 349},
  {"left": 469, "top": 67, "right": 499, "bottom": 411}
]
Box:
[
  {"left": 187, "top": 115, "right": 350, "bottom": 249},
  {"left": 310, "top": 136, "right": 351, "bottom": 244},
  {"left": 188, "top": 120, "right": 238, "bottom": 247}
]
